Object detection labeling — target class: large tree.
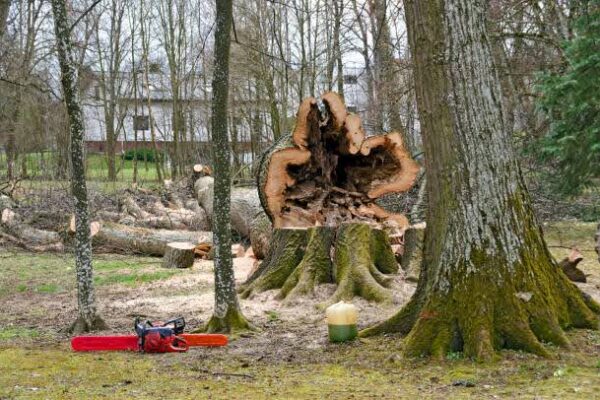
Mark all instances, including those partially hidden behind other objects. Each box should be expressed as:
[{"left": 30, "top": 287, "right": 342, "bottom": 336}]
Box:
[
  {"left": 51, "top": 0, "right": 107, "bottom": 333},
  {"left": 361, "top": 0, "right": 599, "bottom": 360},
  {"left": 204, "top": 0, "right": 251, "bottom": 333}
]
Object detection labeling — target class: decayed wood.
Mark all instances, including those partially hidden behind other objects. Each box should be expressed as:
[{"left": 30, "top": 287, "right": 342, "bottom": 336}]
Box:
[
  {"left": 558, "top": 248, "right": 586, "bottom": 283},
  {"left": 93, "top": 222, "right": 212, "bottom": 256},
  {"left": 257, "top": 92, "right": 419, "bottom": 230},
  {"left": 162, "top": 242, "right": 196, "bottom": 269}
]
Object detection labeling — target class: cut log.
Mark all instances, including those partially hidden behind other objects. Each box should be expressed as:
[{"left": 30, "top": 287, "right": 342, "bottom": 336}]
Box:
[
  {"left": 194, "top": 175, "right": 265, "bottom": 238},
  {"left": 246, "top": 93, "right": 416, "bottom": 303},
  {"left": 248, "top": 212, "right": 272, "bottom": 259},
  {"left": 162, "top": 242, "right": 196, "bottom": 269},
  {"left": 194, "top": 242, "right": 212, "bottom": 259},
  {"left": 558, "top": 248, "right": 586, "bottom": 283},
  {"left": 92, "top": 222, "right": 212, "bottom": 256},
  {"left": 1, "top": 208, "right": 63, "bottom": 250},
  {"left": 120, "top": 195, "right": 150, "bottom": 219}
]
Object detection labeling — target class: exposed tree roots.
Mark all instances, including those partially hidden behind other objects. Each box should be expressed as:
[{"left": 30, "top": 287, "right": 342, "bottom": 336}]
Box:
[
  {"left": 240, "top": 223, "right": 398, "bottom": 304},
  {"left": 68, "top": 315, "right": 108, "bottom": 335},
  {"left": 203, "top": 306, "right": 253, "bottom": 334},
  {"left": 360, "top": 252, "right": 600, "bottom": 361}
]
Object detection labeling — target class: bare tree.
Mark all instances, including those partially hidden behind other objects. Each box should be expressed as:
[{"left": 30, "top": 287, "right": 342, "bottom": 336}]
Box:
[
  {"left": 51, "top": 0, "right": 107, "bottom": 333},
  {"left": 204, "top": 0, "right": 251, "bottom": 333}
]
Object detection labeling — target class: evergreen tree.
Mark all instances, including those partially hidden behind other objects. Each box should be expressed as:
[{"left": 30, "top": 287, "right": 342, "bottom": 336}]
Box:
[{"left": 536, "top": 1, "right": 600, "bottom": 194}]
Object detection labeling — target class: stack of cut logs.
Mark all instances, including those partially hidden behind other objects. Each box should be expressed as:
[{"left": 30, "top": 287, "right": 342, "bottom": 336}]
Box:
[{"left": 0, "top": 165, "right": 271, "bottom": 269}]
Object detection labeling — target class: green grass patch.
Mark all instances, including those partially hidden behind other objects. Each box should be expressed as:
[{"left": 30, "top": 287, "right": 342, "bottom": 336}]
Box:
[
  {"left": 35, "top": 284, "right": 60, "bottom": 294},
  {"left": 94, "top": 271, "right": 177, "bottom": 287},
  {"left": 0, "top": 327, "right": 40, "bottom": 340}
]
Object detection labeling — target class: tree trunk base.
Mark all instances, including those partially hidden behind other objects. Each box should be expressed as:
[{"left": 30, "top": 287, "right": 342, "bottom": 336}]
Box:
[
  {"left": 360, "top": 251, "right": 600, "bottom": 361},
  {"left": 240, "top": 223, "right": 398, "bottom": 304},
  {"left": 68, "top": 314, "right": 108, "bottom": 335},
  {"left": 201, "top": 307, "right": 253, "bottom": 334}
]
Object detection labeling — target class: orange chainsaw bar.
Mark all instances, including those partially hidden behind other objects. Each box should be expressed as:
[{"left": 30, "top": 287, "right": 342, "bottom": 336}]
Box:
[{"left": 71, "top": 333, "right": 227, "bottom": 352}]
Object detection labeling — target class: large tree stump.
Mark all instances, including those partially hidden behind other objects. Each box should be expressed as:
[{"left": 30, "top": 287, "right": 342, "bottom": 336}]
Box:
[
  {"left": 241, "top": 93, "right": 419, "bottom": 303},
  {"left": 162, "top": 242, "right": 195, "bottom": 269}
]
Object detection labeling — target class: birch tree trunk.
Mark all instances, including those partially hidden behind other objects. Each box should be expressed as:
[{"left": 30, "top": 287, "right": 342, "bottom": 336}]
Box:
[
  {"left": 204, "top": 0, "right": 250, "bottom": 333},
  {"left": 51, "top": 0, "right": 107, "bottom": 334},
  {"left": 361, "top": 0, "right": 599, "bottom": 360}
]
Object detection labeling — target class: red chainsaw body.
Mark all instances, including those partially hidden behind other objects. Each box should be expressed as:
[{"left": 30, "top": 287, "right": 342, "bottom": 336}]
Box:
[{"left": 71, "top": 333, "right": 227, "bottom": 352}]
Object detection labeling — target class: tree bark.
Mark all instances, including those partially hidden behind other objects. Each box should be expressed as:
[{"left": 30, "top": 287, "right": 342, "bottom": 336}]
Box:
[
  {"left": 360, "top": 0, "right": 599, "bottom": 360},
  {"left": 93, "top": 222, "right": 211, "bottom": 256},
  {"left": 51, "top": 0, "right": 107, "bottom": 333},
  {"left": 162, "top": 242, "right": 195, "bottom": 269},
  {"left": 204, "top": 0, "right": 250, "bottom": 333}
]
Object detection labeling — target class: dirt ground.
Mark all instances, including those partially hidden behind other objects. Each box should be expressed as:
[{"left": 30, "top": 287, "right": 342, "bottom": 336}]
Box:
[{"left": 1, "top": 221, "right": 600, "bottom": 399}]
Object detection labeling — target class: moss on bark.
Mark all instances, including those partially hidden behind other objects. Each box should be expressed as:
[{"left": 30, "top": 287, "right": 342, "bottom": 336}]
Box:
[
  {"left": 370, "top": 229, "right": 399, "bottom": 274},
  {"left": 240, "top": 223, "right": 398, "bottom": 303},
  {"left": 239, "top": 229, "right": 307, "bottom": 298},
  {"left": 69, "top": 315, "right": 108, "bottom": 335},
  {"left": 277, "top": 227, "right": 334, "bottom": 302},
  {"left": 328, "top": 223, "right": 393, "bottom": 305}
]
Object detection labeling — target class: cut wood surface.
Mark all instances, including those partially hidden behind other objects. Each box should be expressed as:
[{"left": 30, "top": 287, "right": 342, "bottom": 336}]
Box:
[
  {"left": 257, "top": 91, "right": 419, "bottom": 230},
  {"left": 93, "top": 222, "right": 212, "bottom": 256},
  {"left": 162, "top": 242, "right": 196, "bottom": 268}
]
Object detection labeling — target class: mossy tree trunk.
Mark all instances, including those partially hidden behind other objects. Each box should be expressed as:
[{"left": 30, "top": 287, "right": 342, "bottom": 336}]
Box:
[
  {"left": 52, "top": 0, "right": 107, "bottom": 333},
  {"left": 360, "top": 0, "right": 599, "bottom": 360},
  {"left": 240, "top": 223, "right": 397, "bottom": 305},
  {"left": 205, "top": 0, "right": 250, "bottom": 334}
]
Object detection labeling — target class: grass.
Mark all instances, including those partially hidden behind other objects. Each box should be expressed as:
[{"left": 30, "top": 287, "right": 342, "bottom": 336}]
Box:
[
  {"left": 0, "top": 253, "right": 176, "bottom": 299},
  {"left": 0, "top": 222, "right": 599, "bottom": 398},
  {"left": 94, "top": 271, "right": 177, "bottom": 287}
]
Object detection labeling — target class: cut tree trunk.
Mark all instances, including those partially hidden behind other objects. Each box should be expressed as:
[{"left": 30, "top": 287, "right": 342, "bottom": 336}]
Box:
[
  {"left": 241, "top": 92, "right": 418, "bottom": 303},
  {"left": 93, "top": 222, "right": 212, "bottom": 256},
  {"left": 162, "top": 242, "right": 195, "bottom": 269}
]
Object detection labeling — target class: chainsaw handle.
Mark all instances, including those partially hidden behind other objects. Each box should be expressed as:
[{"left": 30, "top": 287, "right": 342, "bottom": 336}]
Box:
[{"left": 169, "top": 336, "right": 189, "bottom": 352}]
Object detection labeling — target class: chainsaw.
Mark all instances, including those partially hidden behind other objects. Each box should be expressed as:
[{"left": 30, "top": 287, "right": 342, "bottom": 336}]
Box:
[{"left": 71, "top": 317, "right": 227, "bottom": 353}]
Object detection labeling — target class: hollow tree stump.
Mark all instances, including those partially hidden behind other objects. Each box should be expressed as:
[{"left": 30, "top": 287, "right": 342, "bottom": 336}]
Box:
[
  {"left": 241, "top": 92, "right": 419, "bottom": 304},
  {"left": 162, "top": 242, "right": 196, "bottom": 269}
]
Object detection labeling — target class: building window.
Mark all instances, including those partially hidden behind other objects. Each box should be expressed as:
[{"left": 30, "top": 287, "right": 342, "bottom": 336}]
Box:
[
  {"left": 343, "top": 74, "right": 358, "bottom": 85},
  {"left": 94, "top": 85, "right": 101, "bottom": 100},
  {"left": 347, "top": 105, "right": 357, "bottom": 113},
  {"left": 133, "top": 115, "right": 150, "bottom": 131}
]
